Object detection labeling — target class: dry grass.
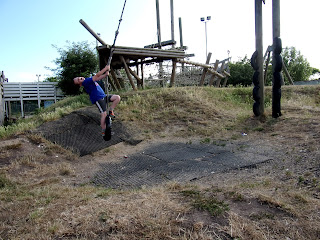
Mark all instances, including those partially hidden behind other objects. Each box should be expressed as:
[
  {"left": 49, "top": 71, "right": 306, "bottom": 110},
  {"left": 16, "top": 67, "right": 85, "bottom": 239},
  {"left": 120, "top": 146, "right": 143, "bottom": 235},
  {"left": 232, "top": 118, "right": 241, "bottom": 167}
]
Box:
[{"left": 1, "top": 85, "right": 320, "bottom": 239}]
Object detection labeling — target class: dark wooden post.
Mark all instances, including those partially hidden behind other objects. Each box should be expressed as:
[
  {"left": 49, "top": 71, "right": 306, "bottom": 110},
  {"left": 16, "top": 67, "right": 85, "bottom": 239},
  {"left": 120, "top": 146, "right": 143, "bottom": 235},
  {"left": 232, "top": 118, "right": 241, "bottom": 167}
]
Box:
[
  {"left": 215, "top": 61, "right": 225, "bottom": 87},
  {"left": 254, "top": 0, "right": 265, "bottom": 115},
  {"left": 179, "top": 17, "right": 185, "bottom": 71},
  {"left": 209, "top": 60, "right": 219, "bottom": 86},
  {"left": 169, "top": 59, "right": 177, "bottom": 87},
  {"left": 272, "top": 0, "right": 282, "bottom": 118},
  {"left": 120, "top": 56, "right": 137, "bottom": 91},
  {"left": 199, "top": 52, "right": 212, "bottom": 86},
  {"left": 110, "top": 68, "right": 122, "bottom": 90},
  {"left": 170, "top": 0, "right": 175, "bottom": 47}
]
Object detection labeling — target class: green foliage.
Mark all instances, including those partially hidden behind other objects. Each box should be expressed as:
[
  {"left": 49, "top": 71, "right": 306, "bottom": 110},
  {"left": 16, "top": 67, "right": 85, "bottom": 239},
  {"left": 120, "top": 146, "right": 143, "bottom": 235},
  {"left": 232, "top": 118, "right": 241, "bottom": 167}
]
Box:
[
  {"left": 50, "top": 41, "right": 98, "bottom": 95},
  {"left": 44, "top": 76, "right": 59, "bottom": 82},
  {"left": 228, "top": 56, "right": 254, "bottom": 86},
  {"left": 228, "top": 47, "right": 316, "bottom": 86},
  {"left": 282, "top": 47, "right": 313, "bottom": 83},
  {"left": 181, "top": 189, "right": 229, "bottom": 216}
]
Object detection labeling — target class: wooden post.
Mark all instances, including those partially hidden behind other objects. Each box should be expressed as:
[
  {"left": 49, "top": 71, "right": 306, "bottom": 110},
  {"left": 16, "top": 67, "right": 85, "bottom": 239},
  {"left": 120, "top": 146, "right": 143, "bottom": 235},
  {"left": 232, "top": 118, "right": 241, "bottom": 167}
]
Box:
[
  {"left": 215, "top": 61, "right": 225, "bottom": 87},
  {"left": 179, "top": 17, "right": 185, "bottom": 71},
  {"left": 110, "top": 68, "right": 122, "bottom": 90},
  {"left": 169, "top": 59, "right": 177, "bottom": 87},
  {"left": 128, "top": 67, "right": 143, "bottom": 88},
  {"left": 283, "top": 63, "right": 294, "bottom": 85},
  {"left": 108, "top": 74, "right": 117, "bottom": 91},
  {"left": 170, "top": 0, "right": 175, "bottom": 47},
  {"left": 264, "top": 51, "right": 271, "bottom": 84},
  {"left": 140, "top": 60, "right": 144, "bottom": 88},
  {"left": 155, "top": 0, "right": 162, "bottom": 49},
  {"left": 155, "top": 0, "right": 164, "bottom": 85},
  {"left": 199, "top": 52, "right": 212, "bottom": 86},
  {"left": 120, "top": 55, "right": 137, "bottom": 91},
  {"left": 0, "top": 72, "right": 4, "bottom": 125},
  {"left": 209, "top": 60, "right": 219, "bottom": 86},
  {"left": 255, "top": 0, "right": 265, "bottom": 115}
]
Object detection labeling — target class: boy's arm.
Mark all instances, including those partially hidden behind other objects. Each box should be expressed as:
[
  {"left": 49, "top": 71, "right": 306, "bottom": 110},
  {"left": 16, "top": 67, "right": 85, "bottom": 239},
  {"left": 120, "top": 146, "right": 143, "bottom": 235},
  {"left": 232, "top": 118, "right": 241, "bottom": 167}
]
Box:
[{"left": 92, "top": 65, "right": 110, "bottom": 81}]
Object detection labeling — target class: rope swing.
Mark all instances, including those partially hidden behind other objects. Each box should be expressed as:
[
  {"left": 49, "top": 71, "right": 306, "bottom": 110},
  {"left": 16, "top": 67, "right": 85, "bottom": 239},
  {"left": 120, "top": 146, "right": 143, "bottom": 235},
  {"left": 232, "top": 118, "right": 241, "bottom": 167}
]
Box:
[{"left": 104, "top": 0, "right": 128, "bottom": 141}]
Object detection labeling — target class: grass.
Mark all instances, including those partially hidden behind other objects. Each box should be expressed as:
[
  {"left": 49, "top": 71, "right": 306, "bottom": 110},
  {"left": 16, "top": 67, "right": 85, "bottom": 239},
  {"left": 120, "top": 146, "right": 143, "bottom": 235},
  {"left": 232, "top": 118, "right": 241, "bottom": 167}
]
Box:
[
  {"left": 1, "top": 85, "right": 320, "bottom": 239},
  {"left": 0, "top": 94, "right": 91, "bottom": 139}
]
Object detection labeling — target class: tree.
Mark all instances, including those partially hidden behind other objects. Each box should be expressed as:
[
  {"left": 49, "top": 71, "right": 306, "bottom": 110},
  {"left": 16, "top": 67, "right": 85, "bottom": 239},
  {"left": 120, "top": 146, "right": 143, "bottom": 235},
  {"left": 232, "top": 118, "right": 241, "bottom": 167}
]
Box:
[
  {"left": 282, "top": 47, "right": 313, "bottom": 83},
  {"left": 44, "top": 76, "right": 59, "bottom": 82},
  {"left": 50, "top": 41, "right": 98, "bottom": 95},
  {"left": 228, "top": 56, "right": 254, "bottom": 86}
]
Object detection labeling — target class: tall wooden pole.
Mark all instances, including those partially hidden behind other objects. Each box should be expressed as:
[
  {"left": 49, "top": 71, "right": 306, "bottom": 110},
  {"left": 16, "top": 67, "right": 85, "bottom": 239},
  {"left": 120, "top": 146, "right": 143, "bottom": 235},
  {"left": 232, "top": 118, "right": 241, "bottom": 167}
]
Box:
[
  {"left": 155, "top": 0, "right": 161, "bottom": 48},
  {"left": 255, "top": 0, "right": 264, "bottom": 115},
  {"left": 272, "top": 0, "right": 280, "bottom": 39},
  {"left": 179, "top": 17, "right": 184, "bottom": 71},
  {"left": 170, "top": 0, "right": 175, "bottom": 47},
  {"left": 155, "top": 0, "right": 163, "bottom": 83},
  {"left": 272, "top": 0, "right": 282, "bottom": 117}
]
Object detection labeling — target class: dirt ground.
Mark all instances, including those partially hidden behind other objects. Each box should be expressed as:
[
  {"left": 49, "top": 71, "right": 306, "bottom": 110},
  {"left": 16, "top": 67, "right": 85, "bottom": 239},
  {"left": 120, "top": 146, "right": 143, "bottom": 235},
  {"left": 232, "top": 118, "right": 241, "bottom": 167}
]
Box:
[{"left": 1, "top": 92, "right": 320, "bottom": 239}]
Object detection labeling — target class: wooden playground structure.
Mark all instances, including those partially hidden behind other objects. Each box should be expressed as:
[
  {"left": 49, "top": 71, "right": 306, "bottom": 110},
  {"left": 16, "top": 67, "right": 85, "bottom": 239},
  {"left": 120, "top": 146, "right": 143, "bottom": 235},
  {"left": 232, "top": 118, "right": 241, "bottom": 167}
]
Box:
[{"left": 79, "top": 0, "right": 231, "bottom": 91}]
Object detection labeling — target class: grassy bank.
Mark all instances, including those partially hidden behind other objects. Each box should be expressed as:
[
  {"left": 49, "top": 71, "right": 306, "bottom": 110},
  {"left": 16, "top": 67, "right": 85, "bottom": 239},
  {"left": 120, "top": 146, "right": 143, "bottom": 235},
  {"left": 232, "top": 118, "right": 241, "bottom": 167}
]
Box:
[{"left": 1, "top": 85, "right": 320, "bottom": 239}]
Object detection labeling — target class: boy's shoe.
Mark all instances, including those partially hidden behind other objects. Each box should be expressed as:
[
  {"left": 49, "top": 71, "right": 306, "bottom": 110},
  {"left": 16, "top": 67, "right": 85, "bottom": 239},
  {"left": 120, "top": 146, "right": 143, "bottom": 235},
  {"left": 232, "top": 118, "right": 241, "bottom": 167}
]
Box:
[{"left": 109, "top": 110, "right": 115, "bottom": 118}]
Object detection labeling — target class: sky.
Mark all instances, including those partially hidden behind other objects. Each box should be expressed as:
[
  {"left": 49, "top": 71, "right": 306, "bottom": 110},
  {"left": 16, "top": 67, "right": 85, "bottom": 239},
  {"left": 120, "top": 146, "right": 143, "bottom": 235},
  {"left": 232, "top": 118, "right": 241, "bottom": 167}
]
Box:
[{"left": 1, "top": 0, "right": 319, "bottom": 82}]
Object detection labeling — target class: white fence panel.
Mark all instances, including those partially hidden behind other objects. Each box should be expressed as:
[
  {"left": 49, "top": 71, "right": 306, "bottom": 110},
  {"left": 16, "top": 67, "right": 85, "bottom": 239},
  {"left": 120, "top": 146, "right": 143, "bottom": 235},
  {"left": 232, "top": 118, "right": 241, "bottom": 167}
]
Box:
[{"left": 2, "top": 82, "right": 64, "bottom": 118}]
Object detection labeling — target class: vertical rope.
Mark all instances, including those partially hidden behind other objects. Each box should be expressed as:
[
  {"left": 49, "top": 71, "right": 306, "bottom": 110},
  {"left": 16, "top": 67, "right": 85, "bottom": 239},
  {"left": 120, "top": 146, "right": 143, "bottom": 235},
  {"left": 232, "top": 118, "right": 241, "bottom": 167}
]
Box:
[{"left": 106, "top": 0, "right": 127, "bottom": 111}]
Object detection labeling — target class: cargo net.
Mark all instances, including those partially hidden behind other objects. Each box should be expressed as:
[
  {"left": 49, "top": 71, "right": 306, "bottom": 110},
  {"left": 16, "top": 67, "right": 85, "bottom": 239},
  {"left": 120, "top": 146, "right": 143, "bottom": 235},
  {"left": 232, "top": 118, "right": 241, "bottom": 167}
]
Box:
[
  {"left": 138, "top": 61, "right": 230, "bottom": 88},
  {"left": 34, "top": 106, "right": 138, "bottom": 156}
]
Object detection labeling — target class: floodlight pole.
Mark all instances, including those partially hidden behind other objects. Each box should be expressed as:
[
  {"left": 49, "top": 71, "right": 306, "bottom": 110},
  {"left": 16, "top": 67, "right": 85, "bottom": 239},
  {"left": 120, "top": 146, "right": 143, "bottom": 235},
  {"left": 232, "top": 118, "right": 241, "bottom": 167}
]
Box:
[{"left": 201, "top": 16, "right": 211, "bottom": 58}]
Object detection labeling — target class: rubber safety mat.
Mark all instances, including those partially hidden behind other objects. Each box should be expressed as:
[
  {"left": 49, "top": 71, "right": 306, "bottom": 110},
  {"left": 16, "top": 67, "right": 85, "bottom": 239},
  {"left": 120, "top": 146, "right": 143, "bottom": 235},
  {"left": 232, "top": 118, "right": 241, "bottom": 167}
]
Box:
[
  {"left": 34, "top": 106, "right": 139, "bottom": 156},
  {"left": 92, "top": 141, "right": 273, "bottom": 189}
]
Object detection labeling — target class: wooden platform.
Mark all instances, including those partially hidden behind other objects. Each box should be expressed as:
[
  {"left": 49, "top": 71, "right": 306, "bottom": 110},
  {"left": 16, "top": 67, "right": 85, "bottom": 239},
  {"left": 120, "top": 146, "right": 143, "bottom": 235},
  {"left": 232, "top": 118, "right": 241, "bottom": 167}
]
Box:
[{"left": 97, "top": 45, "right": 186, "bottom": 69}]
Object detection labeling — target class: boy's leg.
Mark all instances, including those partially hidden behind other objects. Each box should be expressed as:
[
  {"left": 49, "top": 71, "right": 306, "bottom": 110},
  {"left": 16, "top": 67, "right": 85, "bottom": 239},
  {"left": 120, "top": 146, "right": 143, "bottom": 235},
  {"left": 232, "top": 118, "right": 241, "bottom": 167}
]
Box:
[
  {"left": 100, "top": 111, "right": 107, "bottom": 130},
  {"left": 107, "top": 95, "right": 121, "bottom": 116},
  {"left": 95, "top": 98, "right": 107, "bottom": 134}
]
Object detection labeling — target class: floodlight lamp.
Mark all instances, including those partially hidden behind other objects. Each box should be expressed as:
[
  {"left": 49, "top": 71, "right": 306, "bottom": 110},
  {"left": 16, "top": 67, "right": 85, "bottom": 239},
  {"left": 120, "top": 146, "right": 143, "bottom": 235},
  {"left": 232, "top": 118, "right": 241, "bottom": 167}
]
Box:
[
  {"left": 200, "top": 17, "right": 205, "bottom": 21},
  {"left": 207, "top": 16, "right": 211, "bottom": 20}
]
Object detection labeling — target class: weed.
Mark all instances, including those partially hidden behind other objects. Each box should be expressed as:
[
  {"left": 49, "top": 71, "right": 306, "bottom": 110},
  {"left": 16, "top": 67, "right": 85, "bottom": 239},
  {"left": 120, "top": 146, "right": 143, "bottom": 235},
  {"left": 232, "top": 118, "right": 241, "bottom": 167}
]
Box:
[
  {"left": 193, "top": 196, "right": 229, "bottom": 216},
  {"left": 181, "top": 188, "right": 229, "bottom": 217},
  {"left": 200, "top": 138, "right": 211, "bottom": 144},
  {"left": 253, "top": 127, "right": 264, "bottom": 132}
]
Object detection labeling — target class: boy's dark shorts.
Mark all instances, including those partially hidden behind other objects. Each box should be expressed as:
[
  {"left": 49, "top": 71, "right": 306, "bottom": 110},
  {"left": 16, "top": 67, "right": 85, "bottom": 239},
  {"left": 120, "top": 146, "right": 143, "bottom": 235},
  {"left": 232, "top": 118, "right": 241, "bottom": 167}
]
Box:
[{"left": 95, "top": 95, "right": 113, "bottom": 113}]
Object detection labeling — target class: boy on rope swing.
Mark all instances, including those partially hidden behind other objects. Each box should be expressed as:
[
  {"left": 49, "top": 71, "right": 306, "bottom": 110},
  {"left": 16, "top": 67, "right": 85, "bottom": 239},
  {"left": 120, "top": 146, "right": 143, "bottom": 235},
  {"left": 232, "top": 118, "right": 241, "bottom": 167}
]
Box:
[{"left": 73, "top": 64, "right": 121, "bottom": 137}]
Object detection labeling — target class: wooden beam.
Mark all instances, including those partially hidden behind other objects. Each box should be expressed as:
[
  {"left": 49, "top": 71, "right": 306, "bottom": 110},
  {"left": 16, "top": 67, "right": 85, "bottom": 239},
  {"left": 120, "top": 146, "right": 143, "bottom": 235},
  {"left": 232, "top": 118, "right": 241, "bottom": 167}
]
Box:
[
  {"left": 199, "top": 52, "right": 212, "bottom": 86},
  {"left": 283, "top": 63, "right": 294, "bottom": 85},
  {"left": 120, "top": 55, "right": 137, "bottom": 91},
  {"left": 264, "top": 51, "right": 271, "bottom": 85},
  {"left": 110, "top": 68, "right": 122, "bottom": 90},
  {"left": 177, "top": 58, "right": 225, "bottom": 79},
  {"left": 128, "top": 67, "right": 143, "bottom": 88},
  {"left": 144, "top": 40, "right": 176, "bottom": 49},
  {"left": 79, "top": 19, "right": 109, "bottom": 47}
]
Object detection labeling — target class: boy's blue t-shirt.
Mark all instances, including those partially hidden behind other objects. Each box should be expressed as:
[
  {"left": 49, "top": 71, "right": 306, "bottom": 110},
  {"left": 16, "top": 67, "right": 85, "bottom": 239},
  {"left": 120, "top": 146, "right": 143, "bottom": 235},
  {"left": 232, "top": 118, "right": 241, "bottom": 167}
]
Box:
[{"left": 82, "top": 77, "right": 106, "bottom": 104}]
